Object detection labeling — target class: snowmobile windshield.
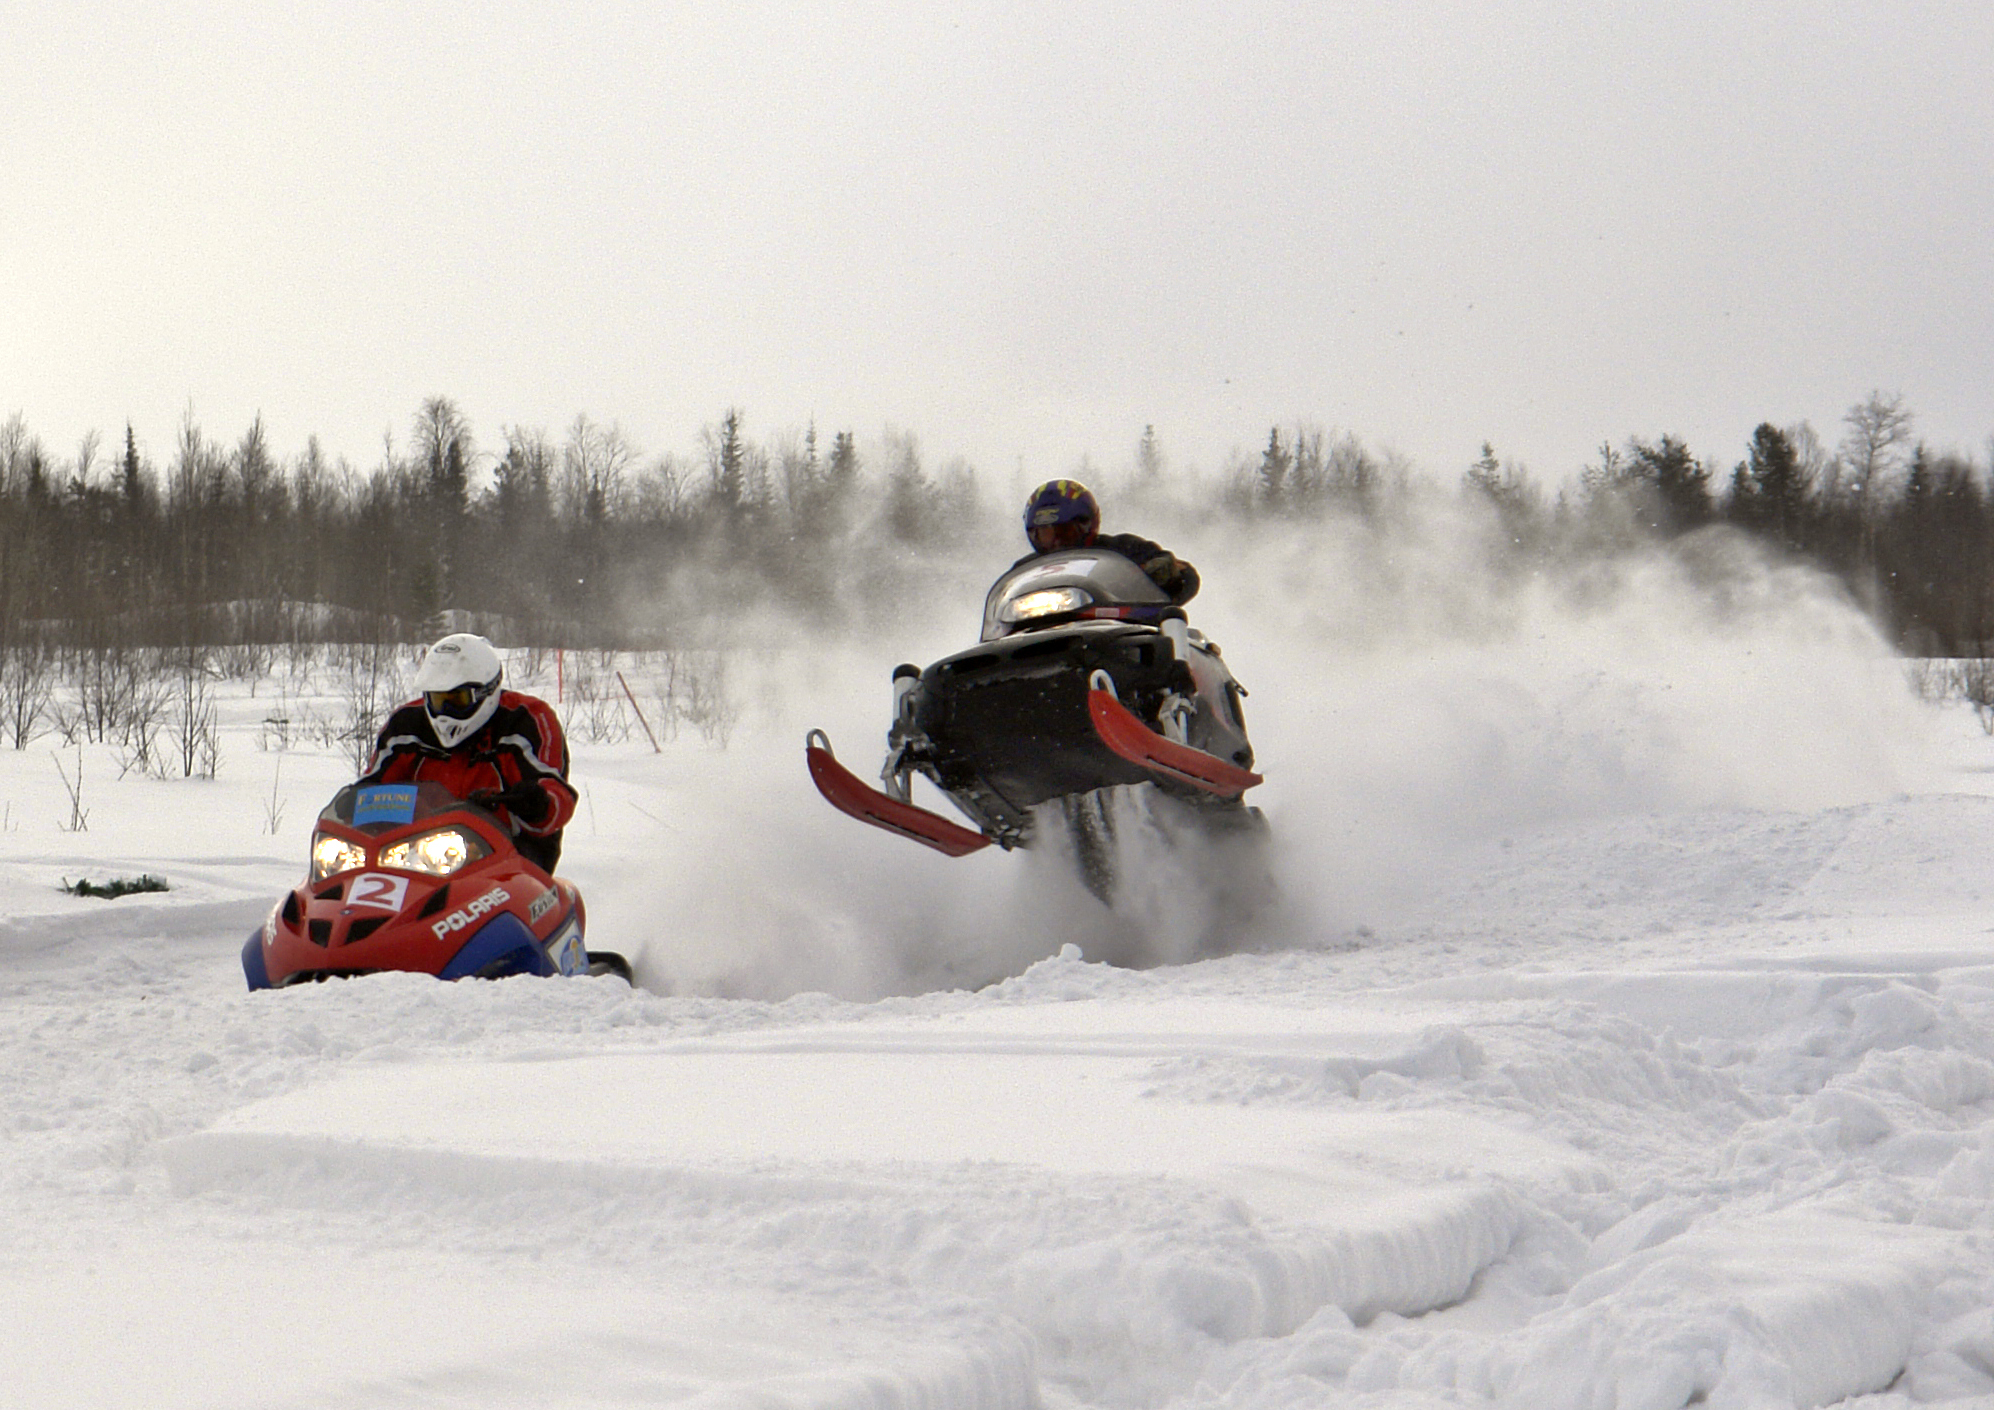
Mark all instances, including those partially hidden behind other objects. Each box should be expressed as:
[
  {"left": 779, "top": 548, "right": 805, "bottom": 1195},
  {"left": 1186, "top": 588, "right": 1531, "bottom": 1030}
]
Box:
[
  {"left": 981, "top": 549, "right": 1171, "bottom": 641},
  {"left": 320, "top": 781, "right": 498, "bottom": 833}
]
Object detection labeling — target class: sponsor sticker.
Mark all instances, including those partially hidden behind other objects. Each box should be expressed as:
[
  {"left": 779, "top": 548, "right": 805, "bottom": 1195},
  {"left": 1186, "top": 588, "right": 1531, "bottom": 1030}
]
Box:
[
  {"left": 547, "top": 921, "right": 586, "bottom": 976},
  {"left": 527, "top": 888, "right": 559, "bottom": 925},
  {"left": 430, "top": 885, "right": 512, "bottom": 940},
  {"left": 354, "top": 785, "right": 418, "bottom": 826}
]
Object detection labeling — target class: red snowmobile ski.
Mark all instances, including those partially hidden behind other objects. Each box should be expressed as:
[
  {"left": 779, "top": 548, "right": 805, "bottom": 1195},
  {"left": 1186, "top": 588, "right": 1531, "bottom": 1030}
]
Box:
[
  {"left": 1087, "top": 685, "right": 1262, "bottom": 797},
  {"left": 806, "top": 731, "right": 992, "bottom": 856}
]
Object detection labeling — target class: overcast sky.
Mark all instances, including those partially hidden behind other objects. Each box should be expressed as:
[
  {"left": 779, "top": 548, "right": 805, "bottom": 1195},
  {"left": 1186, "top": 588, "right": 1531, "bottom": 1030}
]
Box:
[{"left": 6, "top": 2, "right": 1991, "bottom": 489}]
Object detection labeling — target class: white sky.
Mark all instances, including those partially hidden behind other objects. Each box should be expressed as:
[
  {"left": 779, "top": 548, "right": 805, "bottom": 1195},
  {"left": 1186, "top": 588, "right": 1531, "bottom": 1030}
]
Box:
[{"left": 5, "top": 2, "right": 1991, "bottom": 485}]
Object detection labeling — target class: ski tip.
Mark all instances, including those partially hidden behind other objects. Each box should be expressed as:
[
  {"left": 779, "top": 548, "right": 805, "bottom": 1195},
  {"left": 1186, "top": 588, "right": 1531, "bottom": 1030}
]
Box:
[
  {"left": 804, "top": 728, "right": 992, "bottom": 856},
  {"left": 1087, "top": 687, "right": 1263, "bottom": 797}
]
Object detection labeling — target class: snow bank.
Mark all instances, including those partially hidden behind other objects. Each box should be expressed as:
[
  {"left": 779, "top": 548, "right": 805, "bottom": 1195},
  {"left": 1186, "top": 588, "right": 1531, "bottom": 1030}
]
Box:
[
  {"left": 0, "top": 1236, "right": 1040, "bottom": 1410},
  {"left": 157, "top": 983, "right": 1610, "bottom": 1404}
]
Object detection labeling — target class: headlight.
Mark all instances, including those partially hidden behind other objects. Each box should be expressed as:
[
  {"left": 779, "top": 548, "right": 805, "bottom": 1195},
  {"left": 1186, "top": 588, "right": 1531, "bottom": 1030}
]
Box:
[
  {"left": 311, "top": 834, "right": 368, "bottom": 881},
  {"left": 379, "top": 827, "right": 488, "bottom": 877},
  {"left": 1006, "top": 586, "right": 1092, "bottom": 621}
]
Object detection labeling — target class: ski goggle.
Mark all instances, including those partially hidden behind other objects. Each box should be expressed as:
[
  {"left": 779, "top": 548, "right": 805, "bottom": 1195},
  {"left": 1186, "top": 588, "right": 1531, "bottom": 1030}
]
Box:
[
  {"left": 1029, "top": 520, "right": 1092, "bottom": 552},
  {"left": 424, "top": 682, "right": 493, "bottom": 719}
]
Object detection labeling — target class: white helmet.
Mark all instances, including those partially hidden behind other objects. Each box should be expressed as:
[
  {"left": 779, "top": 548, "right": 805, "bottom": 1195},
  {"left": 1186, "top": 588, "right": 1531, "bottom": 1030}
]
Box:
[{"left": 413, "top": 633, "right": 504, "bottom": 748}]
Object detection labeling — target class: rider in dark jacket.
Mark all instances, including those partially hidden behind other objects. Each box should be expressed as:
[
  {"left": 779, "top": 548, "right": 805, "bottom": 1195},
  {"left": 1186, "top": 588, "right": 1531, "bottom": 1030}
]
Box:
[{"left": 1016, "top": 479, "right": 1200, "bottom": 604}]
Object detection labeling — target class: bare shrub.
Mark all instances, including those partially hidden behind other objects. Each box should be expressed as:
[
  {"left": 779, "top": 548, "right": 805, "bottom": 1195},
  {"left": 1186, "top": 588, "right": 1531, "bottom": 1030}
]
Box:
[
  {"left": 643, "top": 648, "right": 738, "bottom": 747},
  {"left": 509, "top": 643, "right": 555, "bottom": 692},
  {"left": 283, "top": 641, "right": 325, "bottom": 694},
  {"left": 51, "top": 748, "right": 87, "bottom": 832},
  {"left": 1904, "top": 657, "right": 1952, "bottom": 704},
  {"left": 258, "top": 692, "right": 295, "bottom": 752},
  {"left": 78, "top": 647, "right": 174, "bottom": 751},
  {"left": 0, "top": 645, "right": 55, "bottom": 749},
  {"left": 1959, "top": 659, "right": 1994, "bottom": 734},
  {"left": 166, "top": 649, "right": 222, "bottom": 778},
  {"left": 216, "top": 639, "right": 274, "bottom": 688},
  {"left": 330, "top": 640, "right": 412, "bottom": 772},
  {"left": 562, "top": 651, "right": 634, "bottom": 745},
  {"left": 262, "top": 757, "right": 286, "bottom": 835},
  {"left": 113, "top": 668, "right": 174, "bottom": 779}
]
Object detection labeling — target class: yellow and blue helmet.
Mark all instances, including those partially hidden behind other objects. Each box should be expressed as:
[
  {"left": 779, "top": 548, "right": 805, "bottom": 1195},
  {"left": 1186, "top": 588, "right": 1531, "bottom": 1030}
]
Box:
[{"left": 1023, "top": 479, "right": 1100, "bottom": 553}]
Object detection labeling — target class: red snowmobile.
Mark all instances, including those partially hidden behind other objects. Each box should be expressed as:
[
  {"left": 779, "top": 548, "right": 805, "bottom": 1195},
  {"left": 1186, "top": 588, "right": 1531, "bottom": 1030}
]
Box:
[{"left": 243, "top": 781, "right": 631, "bottom": 989}]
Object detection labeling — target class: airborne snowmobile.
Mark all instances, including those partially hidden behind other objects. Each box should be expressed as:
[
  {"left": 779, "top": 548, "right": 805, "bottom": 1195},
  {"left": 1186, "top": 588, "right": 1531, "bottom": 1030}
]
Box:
[
  {"left": 242, "top": 781, "right": 632, "bottom": 989},
  {"left": 807, "top": 547, "right": 1263, "bottom": 895}
]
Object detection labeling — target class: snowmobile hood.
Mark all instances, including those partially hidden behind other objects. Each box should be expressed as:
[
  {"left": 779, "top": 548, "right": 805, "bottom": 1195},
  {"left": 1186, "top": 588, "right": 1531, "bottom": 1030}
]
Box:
[{"left": 981, "top": 549, "right": 1170, "bottom": 641}]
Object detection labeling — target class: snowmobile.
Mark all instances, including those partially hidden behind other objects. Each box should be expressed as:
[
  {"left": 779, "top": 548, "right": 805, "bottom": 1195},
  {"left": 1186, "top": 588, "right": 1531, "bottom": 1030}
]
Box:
[
  {"left": 242, "top": 780, "right": 632, "bottom": 989},
  {"left": 807, "top": 547, "right": 1263, "bottom": 892}
]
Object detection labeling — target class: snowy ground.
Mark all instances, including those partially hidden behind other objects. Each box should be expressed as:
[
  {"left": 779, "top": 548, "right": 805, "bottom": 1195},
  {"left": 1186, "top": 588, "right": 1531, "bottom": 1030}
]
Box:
[{"left": 7, "top": 544, "right": 1994, "bottom": 1408}]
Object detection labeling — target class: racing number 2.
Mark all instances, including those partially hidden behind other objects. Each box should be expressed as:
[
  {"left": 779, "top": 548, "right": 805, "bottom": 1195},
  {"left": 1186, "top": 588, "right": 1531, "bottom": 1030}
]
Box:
[{"left": 347, "top": 873, "right": 411, "bottom": 911}]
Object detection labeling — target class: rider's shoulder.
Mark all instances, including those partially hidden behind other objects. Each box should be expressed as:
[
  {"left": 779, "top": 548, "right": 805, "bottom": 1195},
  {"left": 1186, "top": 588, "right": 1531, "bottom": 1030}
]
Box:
[
  {"left": 1095, "top": 530, "right": 1170, "bottom": 562},
  {"left": 497, "top": 688, "right": 554, "bottom": 713},
  {"left": 381, "top": 698, "right": 429, "bottom": 729},
  {"left": 1012, "top": 534, "right": 1164, "bottom": 566},
  {"left": 496, "top": 689, "right": 564, "bottom": 730}
]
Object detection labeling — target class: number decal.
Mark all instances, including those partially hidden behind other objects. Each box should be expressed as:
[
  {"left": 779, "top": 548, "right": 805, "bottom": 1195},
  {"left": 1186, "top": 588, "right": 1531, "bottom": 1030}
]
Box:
[{"left": 347, "top": 873, "right": 411, "bottom": 911}]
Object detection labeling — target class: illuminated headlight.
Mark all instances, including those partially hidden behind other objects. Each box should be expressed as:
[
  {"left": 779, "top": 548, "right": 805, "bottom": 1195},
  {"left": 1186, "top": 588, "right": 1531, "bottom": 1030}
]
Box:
[
  {"left": 310, "top": 834, "right": 368, "bottom": 881},
  {"left": 379, "top": 827, "right": 488, "bottom": 877},
  {"left": 1006, "top": 586, "right": 1092, "bottom": 621}
]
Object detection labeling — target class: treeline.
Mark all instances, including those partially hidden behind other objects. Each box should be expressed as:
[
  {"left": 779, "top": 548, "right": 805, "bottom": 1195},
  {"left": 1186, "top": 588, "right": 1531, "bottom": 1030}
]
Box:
[
  {"left": 0, "top": 390, "right": 1986, "bottom": 653},
  {"left": 1234, "top": 391, "right": 1991, "bottom": 655},
  {"left": 0, "top": 400, "right": 982, "bottom": 649}
]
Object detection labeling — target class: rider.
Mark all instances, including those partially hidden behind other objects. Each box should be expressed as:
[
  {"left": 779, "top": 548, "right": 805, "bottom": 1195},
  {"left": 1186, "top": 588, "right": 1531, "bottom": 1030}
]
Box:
[
  {"left": 1018, "top": 479, "right": 1200, "bottom": 604},
  {"left": 358, "top": 633, "right": 577, "bottom": 873}
]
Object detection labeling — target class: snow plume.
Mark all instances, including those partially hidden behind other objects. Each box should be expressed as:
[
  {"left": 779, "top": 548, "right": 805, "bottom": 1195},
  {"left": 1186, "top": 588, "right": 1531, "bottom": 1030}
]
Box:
[
  {"left": 579, "top": 637, "right": 1116, "bottom": 1002},
  {"left": 596, "top": 488, "right": 1933, "bottom": 998},
  {"left": 1168, "top": 494, "right": 1934, "bottom": 939}
]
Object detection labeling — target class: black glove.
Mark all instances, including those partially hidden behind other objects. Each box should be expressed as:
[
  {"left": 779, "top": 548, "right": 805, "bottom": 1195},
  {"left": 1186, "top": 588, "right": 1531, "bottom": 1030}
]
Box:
[{"left": 469, "top": 783, "right": 553, "bottom": 828}]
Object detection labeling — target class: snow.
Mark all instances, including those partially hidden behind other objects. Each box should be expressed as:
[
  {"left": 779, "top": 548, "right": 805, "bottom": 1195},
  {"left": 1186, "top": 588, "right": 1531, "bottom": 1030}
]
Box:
[{"left": 8, "top": 541, "right": 1994, "bottom": 1407}]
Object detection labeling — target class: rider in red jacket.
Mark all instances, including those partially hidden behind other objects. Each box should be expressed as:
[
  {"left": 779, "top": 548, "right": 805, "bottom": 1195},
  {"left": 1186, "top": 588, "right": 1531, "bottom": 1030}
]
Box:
[{"left": 360, "top": 633, "right": 577, "bottom": 873}]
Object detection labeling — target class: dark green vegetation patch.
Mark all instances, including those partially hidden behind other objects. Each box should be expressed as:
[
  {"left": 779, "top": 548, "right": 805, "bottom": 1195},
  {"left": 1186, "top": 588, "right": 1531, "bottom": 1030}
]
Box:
[{"left": 63, "top": 875, "right": 169, "bottom": 899}]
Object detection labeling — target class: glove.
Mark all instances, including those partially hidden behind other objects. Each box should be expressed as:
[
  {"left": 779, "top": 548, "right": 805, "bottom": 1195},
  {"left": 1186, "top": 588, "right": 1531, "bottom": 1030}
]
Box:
[{"left": 468, "top": 783, "right": 553, "bottom": 828}]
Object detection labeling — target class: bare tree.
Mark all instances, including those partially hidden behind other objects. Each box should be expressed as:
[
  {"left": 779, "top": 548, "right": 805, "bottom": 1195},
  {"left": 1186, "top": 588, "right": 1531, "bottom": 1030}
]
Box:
[
  {"left": 562, "top": 414, "right": 635, "bottom": 524},
  {"left": 74, "top": 429, "right": 101, "bottom": 488},
  {"left": 634, "top": 451, "right": 691, "bottom": 523},
  {"left": 775, "top": 423, "right": 820, "bottom": 521},
  {"left": 0, "top": 413, "right": 30, "bottom": 496},
  {"left": 1784, "top": 421, "right": 1829, "bottom": 504},
  {"left": 1840, "top": 391, "right": 1915, "bottom": 531},
  {"left": 1136, "top": 424, "right": 1164, "bottom": 482}
]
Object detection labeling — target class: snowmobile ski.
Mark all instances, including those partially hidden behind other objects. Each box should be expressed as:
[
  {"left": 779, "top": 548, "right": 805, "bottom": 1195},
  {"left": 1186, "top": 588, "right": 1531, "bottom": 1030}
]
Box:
[
  {"left": 806, "top": 730, "right": 993, "bottom": 857},
  {"left": 1087, "top": 687, "right": 1263, "bottom": 798}
]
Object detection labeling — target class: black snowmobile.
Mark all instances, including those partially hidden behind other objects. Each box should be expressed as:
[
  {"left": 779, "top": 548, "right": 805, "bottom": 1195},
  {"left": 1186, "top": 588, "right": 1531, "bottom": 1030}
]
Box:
[{"left": 807, "top": 547, "right": 1263, "bottom": 894}]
